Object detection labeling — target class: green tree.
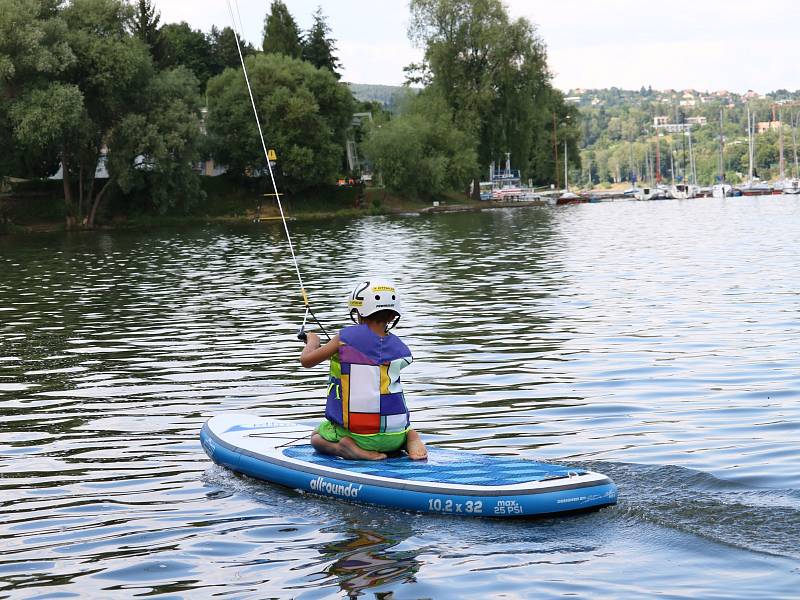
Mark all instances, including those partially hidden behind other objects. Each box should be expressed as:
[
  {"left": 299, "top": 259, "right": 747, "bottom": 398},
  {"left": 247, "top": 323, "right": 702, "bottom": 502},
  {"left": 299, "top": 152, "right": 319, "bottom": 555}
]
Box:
[
  {"left": 159, "top": 22, "right": 213, "bottom": 86},
  {"left": 209, "top": 25, "right": 254, "bottom": 75},
  {"left": 56, "top": 0, "right": 154, "bottom": 226},
  {"left": 362, "top": 90, "right": 477, "bottom": 198},
  {"left": 128, "top": 0, "right": 163, "bottom": 62},
  {"left": 107, "top": 67, "right": 205, "bottom": 220},
  {"left": 206, "top": 52, "right": 354, "bottom": 191},
  {"left": 302, "top": 7, "right": 341, "bottom": 79},
  {"left": 755, "top": 131, "right": 778, "bottom": 178},
  {"left": 408, "top": 0, "right": 565, "bottom": 196},
  {"left": 528, "top": 88, "right": 580, "bottom": 187},
  {"left": 0, "top": 0, "right": 75, "bottom": 179},
  {"left": 5, "top": 0, "right": 205, "bottom": 227},
  {"left": 262, "top": 0, "right": 302, "bottom": 58},
  {"left": 8, "top": 82, "right": 84, "bottom": 178}
]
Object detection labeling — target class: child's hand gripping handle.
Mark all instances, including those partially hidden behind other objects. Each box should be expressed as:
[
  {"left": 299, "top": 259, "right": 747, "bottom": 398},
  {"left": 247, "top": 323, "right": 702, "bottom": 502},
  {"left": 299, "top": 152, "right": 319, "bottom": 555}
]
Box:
[{"left": 297, "top": 305, "right": 310, "bottom": 342}]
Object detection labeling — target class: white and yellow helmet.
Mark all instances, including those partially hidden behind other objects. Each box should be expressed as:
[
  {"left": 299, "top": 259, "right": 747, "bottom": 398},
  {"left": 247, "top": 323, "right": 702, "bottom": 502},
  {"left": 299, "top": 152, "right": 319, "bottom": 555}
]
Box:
[{"left": 347, "top": 279, "right": 402, "bottom": 325}]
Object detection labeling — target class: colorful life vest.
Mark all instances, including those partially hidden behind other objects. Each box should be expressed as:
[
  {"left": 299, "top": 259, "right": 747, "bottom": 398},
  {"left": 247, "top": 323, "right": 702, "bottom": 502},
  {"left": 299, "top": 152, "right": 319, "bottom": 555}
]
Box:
[{"left": 325, "top": 324, "right": 413, "bottom": 435}]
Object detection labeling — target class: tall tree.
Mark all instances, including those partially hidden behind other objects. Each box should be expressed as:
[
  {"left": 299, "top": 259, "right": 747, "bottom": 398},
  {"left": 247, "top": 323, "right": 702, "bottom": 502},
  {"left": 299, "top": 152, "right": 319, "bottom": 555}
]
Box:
[
  {"left": 159, "top": 22, "right": 214, "bottom": 87},
  {"left": 0, "top": 0, "right": 75, "bottom": 180},
  {"left": 206, "top": 52, "right": 354, "bottom": 191},
  {"left": 262, "top": 0, "right": 302, "bottom": 58},
  {"left": 5, "top": 0, "right": 205, "bottom": 228},
  {"left": 128, "top": 0, "right": 163, "bottom": 61},
  {"left": 302, "top": 7, "right": 341, "bottom": 79},
  {"left": 362, "top": 90, "right": 477, "bottom": 198},
  {"left": 58, "top": 0, "right": 153, "bottom": 227},
  {"left": 107, "top": 66, "right": 205, "bottom": 220},
  {"left": 209, "top": 25, "right": 254, "bottom": 76},
  {"left": 408, "top": 0, "right": 564, "bottom": 195}
]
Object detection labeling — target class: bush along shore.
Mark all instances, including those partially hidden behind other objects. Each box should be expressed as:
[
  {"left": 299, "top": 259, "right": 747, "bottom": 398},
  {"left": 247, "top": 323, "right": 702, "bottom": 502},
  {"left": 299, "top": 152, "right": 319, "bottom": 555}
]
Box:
[{"left": 0, "top": 176, "right": 518, "bottom": 234}]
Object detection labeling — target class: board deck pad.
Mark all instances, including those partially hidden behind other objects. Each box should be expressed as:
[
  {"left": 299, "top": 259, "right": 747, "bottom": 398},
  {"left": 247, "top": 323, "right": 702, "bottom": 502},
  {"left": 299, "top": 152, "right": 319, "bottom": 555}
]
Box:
[
  {"left": 282, "top": 445, "right": 586, "bottom": 486},
  {"left": 201, "top": 414, "right": 617, "bottom": 518}
]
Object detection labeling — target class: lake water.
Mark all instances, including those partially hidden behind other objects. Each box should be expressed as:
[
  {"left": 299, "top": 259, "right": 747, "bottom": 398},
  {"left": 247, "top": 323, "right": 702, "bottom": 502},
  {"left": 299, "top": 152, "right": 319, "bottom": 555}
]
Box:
[{"left": 2, "top": 196, "right": 800, "bottom": 598}]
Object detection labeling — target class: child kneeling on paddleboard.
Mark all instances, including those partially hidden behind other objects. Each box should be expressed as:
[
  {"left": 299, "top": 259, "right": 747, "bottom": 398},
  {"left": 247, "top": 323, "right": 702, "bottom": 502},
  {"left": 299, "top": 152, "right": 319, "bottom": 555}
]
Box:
[{"left": 300, "top": 279, "right": 427, "bottom": 461}]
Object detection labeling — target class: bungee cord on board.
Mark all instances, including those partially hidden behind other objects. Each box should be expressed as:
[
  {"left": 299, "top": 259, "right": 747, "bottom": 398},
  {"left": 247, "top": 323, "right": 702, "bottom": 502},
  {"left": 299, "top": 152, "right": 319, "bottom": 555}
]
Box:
[{"left": 224, "top": 0, "right": 330, "bottom": 342}]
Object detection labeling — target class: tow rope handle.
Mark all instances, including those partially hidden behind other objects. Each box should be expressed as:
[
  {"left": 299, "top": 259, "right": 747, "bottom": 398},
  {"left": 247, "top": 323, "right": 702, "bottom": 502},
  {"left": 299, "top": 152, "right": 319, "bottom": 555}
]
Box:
[
  {"left": 296, "top": 299, "right": 331, "bottom": 344},
  {"left": 297, "top": 303, "right": 310, "bottom": 343}
]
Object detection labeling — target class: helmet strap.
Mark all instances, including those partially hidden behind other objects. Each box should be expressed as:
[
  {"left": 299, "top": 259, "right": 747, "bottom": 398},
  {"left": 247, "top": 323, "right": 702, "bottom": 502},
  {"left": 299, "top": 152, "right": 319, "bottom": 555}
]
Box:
[{"left": 349, "top": 309, "right": 360, "bottom": 325}]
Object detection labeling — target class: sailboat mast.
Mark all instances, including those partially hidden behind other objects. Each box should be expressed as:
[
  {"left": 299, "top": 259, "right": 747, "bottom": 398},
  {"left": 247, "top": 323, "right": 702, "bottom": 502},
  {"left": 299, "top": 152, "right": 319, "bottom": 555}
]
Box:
[
  {"left": 747, "top": 105, "right": 754, "bottom": 182},
  {"left": 682, "top": 125, "right": 687, "bottom": 181},
  {"left": 670, "top": 143, "right": 675, "bottom": 186},
  {"left": 553, "top": 113, "right": 559, "bottom": 190},
  {"left": 564, "top": 141, "right": 568, "bottom": 192},
  {"left": 718, "top": 108, "right": 725, "bottom": 182},
  {"left": 779, "top": 108, "right": 785, "bottom": 180},
  {"left": 629, "top": 140, "right": 635, "bottom": 184},
  {"left": 792, "top": 112, "right": 799, "bottom": 179},
  {"left": 655, "top": 135, "right": 661, "bottom": 183},
  {"left": 752, "top": 111, "right": 758, "bottom": 180}
]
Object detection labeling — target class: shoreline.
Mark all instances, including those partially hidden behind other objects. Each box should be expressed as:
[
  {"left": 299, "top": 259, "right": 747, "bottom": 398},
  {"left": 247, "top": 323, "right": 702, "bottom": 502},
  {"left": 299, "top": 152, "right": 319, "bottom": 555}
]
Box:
[{"left": 0, "top": 187, "right": 551, "bottom": 235}]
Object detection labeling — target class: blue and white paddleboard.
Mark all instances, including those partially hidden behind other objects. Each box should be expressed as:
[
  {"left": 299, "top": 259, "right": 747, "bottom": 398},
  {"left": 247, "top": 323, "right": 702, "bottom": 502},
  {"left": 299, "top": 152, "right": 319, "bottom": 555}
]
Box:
[{"left": 201, "top": 414, "right": 617, "bottom": 518}]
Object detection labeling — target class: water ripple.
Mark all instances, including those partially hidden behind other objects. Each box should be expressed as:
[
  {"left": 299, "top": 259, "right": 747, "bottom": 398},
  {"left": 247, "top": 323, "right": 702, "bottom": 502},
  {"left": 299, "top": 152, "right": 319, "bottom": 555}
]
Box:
[{"left": 2, "top": 198, "right": 800, "bottom": 597}]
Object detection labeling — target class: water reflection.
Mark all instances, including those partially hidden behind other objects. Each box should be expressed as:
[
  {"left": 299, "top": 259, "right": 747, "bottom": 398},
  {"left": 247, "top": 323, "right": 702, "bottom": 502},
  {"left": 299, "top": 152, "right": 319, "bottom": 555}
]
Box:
[{"left": 322, "top": 528, "right": 419, "bottom": 597}]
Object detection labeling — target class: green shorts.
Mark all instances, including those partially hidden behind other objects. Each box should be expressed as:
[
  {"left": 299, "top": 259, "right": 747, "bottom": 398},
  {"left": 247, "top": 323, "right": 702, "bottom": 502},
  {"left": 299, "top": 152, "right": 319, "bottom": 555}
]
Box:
[{"left": 315, "top": 419, "right": 407, "bottom": 453}]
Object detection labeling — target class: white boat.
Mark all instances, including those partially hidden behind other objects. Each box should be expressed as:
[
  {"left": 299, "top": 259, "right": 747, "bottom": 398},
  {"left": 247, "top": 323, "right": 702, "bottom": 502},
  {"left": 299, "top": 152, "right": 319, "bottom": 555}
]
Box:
[
  {"left": 669, "top": 183, "right": 699, "bottom": 199},
  {"left": 634, "top": 186, "right": 663, "bottom": 201},
  {"left": 782, "top": 179, "right": 800, "bottom": 195},
  {"left": 712, "top": 183, "right": 732, "bottom": 198},
  {"left": 481, "top": 153, "right": 542, "bottom": 201},
  {"left": 491, "top": 186, "right": 524, "bottom": 201}
]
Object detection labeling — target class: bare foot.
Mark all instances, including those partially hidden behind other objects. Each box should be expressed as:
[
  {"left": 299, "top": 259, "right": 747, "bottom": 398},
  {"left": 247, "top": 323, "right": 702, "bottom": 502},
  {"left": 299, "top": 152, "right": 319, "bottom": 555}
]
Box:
[
  {"left": 405, "top": 429, "right": 427, "bottom": 460},
  {"left": 337, "top": 436, "right": 387, "bottom": 460},
  {"left": 310, "top": 433, "right": 386, "bottom": 461}
]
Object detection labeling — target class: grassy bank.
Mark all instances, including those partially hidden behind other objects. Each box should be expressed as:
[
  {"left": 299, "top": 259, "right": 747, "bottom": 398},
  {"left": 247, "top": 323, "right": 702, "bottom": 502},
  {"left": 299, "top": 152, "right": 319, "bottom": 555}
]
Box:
[{"left": 0, "top": 175, "right": 480, "bottom": 234}]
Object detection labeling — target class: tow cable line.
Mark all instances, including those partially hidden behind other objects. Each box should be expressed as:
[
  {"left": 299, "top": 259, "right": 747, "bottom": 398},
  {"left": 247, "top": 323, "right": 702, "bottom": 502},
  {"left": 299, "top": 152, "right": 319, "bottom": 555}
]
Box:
[{"left": 224, "top": 0, "right": 330, "bottom": 342}]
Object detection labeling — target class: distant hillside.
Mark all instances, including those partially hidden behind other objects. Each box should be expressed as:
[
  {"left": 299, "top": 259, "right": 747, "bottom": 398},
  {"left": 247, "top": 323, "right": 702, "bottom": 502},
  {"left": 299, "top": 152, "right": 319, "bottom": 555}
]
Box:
[
  {"left": 570, "top": 86, "right": 800, "bottom": 187},
  {"left": 565, "top": 87, "right": 800, "bottom": 110},
  {"left": 348, "top": 83, "right": 419, "bottom": 112}
]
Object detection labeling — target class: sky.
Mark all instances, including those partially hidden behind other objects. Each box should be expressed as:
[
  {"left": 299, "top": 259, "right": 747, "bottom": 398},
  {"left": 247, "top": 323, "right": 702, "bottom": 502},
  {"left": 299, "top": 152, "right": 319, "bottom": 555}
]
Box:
[{"left": 160, "top": 0, "right": 798, "bottom": 93}]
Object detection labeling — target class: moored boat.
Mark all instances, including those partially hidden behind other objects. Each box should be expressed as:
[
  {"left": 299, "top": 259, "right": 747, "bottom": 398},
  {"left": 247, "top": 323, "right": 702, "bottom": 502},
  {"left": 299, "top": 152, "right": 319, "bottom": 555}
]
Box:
[
  {"left": 634, "top": 186, "right": 666, "bottom": 201},
  {"left": 480, "top": 153, "right": 542, "bottom": 201},
  {"left": 557, "top": 191, "right": 582, "bottom": 205},
  {"left": 737, "top": 180, "right": 773, "bottom": 196},
  {"left": 782, "top": 179, "right": 800, "bottom": 195},
  {"left": 712, "top": 183, "right": 732, "bottom": 198},
  {"left": 669, "top": 183, "right": 699, "bottom": 199}
]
